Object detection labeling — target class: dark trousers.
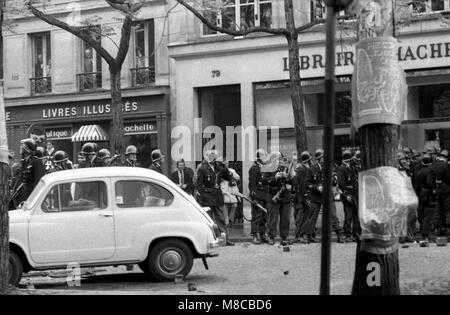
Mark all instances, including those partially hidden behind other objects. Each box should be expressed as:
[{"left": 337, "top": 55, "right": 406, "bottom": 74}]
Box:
[
  {"left": 251, "top": 199, "right": 268, "bottom": 236},
  {"left": 330, "top": 201, "right": 342, "bottom": 233},
  {"left": 421, "top": 206, "right": 436, "bottom": 237},
  {"left": 297, "top": 201, "right": 321, "bottom": 236},
  {"left": 294, "top": 201, "right": 307, "bottom": 238},
  {"left": 342, "top": 200, "right": 359, "bottom": 237},
  {"left": 267, "top": 200, "right": 291, "bottom": 239},
  {"left": 436, "top": 193, "right": 450, "bottom": 233},
  {"left": 208, "top": 205, "right": 227, "bottom": 234}
]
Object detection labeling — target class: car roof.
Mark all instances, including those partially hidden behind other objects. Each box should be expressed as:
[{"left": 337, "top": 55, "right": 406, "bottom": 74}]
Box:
[{"left": 41, "top": 167, "right": 170, "bottom": 185}]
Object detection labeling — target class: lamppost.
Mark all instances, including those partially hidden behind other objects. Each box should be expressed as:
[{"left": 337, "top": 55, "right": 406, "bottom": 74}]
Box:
[{"left": 321, "top": 0, "right": 353, "bottom": 296}]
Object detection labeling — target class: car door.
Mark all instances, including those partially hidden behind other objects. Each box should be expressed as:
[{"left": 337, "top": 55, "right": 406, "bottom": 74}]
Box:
[
  {"left": 112, "top": 178, "right": 181, "bottom": 260},
  {"left": 28, "top": 178, "right": 116, "bottom": 265}
]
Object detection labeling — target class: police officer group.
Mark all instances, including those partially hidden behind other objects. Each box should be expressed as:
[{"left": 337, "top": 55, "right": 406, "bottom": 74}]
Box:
[
  {"left": 8, "top": 138, "right": 168, "bottom": 209},
  {"left": 398, "top": 147, "right": 450, "bottom": 242},
  {"left": 249, "top": 148, "right": 361, "bottom": 246}
]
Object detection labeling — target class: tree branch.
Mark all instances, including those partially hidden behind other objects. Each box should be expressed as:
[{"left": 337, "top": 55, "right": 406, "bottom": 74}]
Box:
[
  {"left": 26, "top": 0, "right": 117, "bottom": 67},
  {"left": 115, "top": 14, "right": 133, "bottom": 69},
  {"left": 295, "top": 18, "right": 325, "bottom": 33},
  {"left": 176, "top": 0, "right": 289, "bottom": 37}
]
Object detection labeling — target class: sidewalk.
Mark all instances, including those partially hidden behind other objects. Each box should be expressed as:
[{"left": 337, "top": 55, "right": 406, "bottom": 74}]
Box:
[{"left": 228, "top": 202, "right": 346, "bottom": 242}]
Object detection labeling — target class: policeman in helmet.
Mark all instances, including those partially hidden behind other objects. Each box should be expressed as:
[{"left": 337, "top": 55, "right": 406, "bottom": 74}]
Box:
[
  {"left": 79, "top": 142, "right": 106, "bottom": 168},
  {"left": 98, "top": 149, "right": 112, "bottom": 166},
  {"left": 426, "top": 149, "right": 450, "bottom": 237},
  {"left": 124, "top": 145, "right": 138, "bottom": 167},
  {"left": 292, "top": 151, "right": 312, "bottom": 243},
  {"left": 50, "top": 151, "right": 73, "bottom": 172},
  {"left": 13, "top": 138, "right": 45, "bottom": 206},
  {"left": 249, "top": 148, "right": 270, "bottom": 244},
  {"left": 415, "top": 153, "right": 434, "bottom": 242},
  {"left": 149, "top": 149, "right": 165, "bottom": 174},
  {"left": 336, "top": 150, "right": 360, "bottom": 242}
]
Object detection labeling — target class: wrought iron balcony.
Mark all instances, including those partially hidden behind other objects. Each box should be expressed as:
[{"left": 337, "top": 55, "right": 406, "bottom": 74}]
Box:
[
  {"left": 131, "top": 67, "right": 155, "bottom": 87},
  {"left": 30, "top": 77, "right": 52, "bottom": 95},
  {"left": 77, "top": 72, "right": 102, "bottom": 92}
]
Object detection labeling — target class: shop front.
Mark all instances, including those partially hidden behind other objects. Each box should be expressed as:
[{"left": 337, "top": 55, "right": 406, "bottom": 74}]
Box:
[
  {"left": 170, "top": 31, "right": 450, "bottom": 194},
  {"left": 6, "top": 95, "right": 169, "bottom": 169}
]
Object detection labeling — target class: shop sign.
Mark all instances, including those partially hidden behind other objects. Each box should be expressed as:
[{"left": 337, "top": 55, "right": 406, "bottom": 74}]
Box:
[
  {"left": 46, "top": 127, "right": 73, "bottom": 140},
  {"left": 283, "top": 40, "right": 450, "bottom": 72},
  {"left": 124, "top": 122, "right": 157, "bottom": 135},
  {"left": 5, "top": 111, "right": 11, "bottom": 121},
  {"left": 42, "top": 101, "right": 138, "bottom": 119}
]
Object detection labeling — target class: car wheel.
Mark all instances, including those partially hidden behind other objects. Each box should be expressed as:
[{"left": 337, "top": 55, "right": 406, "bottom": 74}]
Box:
[
  {"left": 9, "top": 252, "right": 23, "bottom": 287},
  {"left": 147, "top": 239, "right": 194, "bottom": 282}
]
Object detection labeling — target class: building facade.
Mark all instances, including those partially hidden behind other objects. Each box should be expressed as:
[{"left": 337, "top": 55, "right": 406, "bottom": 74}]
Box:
[
  {"left": 4, "top": 0, "right": 171, "bottom": 171},
  {"left": 168, "top": 0, "right": 450, "bottom": 194}
]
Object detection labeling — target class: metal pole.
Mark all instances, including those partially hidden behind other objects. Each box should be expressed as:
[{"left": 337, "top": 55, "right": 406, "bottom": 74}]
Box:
[{"left": 320, "top": 2, "right": 337, "bottom": 296}]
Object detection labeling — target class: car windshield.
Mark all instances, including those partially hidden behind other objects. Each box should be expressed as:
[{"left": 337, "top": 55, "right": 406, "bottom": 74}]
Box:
[{"left": 22, "top": 180, "right": 45, "bottom": 210}]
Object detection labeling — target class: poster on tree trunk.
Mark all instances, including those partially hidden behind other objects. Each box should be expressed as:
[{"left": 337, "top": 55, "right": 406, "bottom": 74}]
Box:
[
  {"left": 352, "top": 36, "right": 408, "bottom": 129},
  {"left": 0, "top": 86, "right": 8, "bottom": 164},
  {"left": 359, "top": 166, "right": 418, "bottom": 243}
]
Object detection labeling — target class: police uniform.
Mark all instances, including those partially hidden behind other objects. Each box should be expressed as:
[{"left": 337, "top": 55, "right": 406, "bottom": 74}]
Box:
[
  {"left": 149, "top": 161, "right": 163, "bottom": 174},
  {"left": 196, "top": 160, "right": 231, "bottom": 234},
  {"left": 426, "top": 157, "right": 450, "bottom": 236},
  {"left": 78, "top": 157, "right": 106, "bottom": 168},
  {"left": 248, "top": 161, "right": 268, "bottom": 242},
  {"left": 291, "top": 163, "right": 309, "bottom": 240},
  {"left": 300, "top": 162, "right": 323, "bottom": 241},
  {"left": 265, "top": 164, "right": 291, "bottom": 243},
  {"left": 336, "top": 161, "right": 360, "bottom": 240},
  {"left": 16, "top": 156, "right": 46, "bottom": 205},
  {"left": 415, "top": 158, "right": 435, "bottom": 238}
]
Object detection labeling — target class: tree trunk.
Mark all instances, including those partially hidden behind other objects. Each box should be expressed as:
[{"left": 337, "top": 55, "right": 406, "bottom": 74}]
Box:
[
  {"left": 110, "top": 68, "right": 125, "bottom": 156},
  {"left": 0, "top": 0, "right": 10, "bottom": 293},
  {"left": 352, "top": 125, "right": 401, "bottom": 295},
  {"left": 284, "top": 0, "right": 307, "bottom": 155},
  {"left": 351, "top": 0, "right": 401, "bottom": 295}
]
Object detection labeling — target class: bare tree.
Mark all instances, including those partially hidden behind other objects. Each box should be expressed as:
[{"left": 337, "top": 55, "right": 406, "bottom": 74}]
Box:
[
  {"left": 0, "top": 0, "right": 10, "bottom": 294},
  {"left": 175, "top": 0, "right": 328, "bottom": 154},
  {"left": 25, "top": 0, "right": 145, "bottom": 155}
]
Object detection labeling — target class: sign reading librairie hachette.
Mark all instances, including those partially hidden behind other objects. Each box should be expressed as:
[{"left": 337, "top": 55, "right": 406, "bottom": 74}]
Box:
[
  {"left": 124, "top": 122, "right": 157, "bottom": 135},
  {"left": 6, "top": 96, "right": 164, "bottom": 123}
]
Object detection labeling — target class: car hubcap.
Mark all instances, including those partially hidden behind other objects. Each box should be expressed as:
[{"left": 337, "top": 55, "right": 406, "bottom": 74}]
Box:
[{"left": 160, "top": 250, "right": 184, "bottom": 274}]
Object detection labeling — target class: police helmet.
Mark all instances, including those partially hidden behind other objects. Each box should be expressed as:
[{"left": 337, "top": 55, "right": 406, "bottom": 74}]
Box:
[
  {"left": 35, "top": 147, "right": 45, "bottom": 159},
  {"left": 315, "top": 149, "right": 324, "bottom": 160},
  {"left": 125, "top": 145, "right": 137, "bottom": 156},
  {"left": 440, "top": 149, "right": 449, "bottom": 159},
  {"left": 342, "top": 150, "right": 353, "bottom": 162},
  {"left": 421, "top": 154, "right": 432, "bottom": 166},
  {"left": 54, "top": 151, "right": 68, "bottom": 163},
  {"left": 98, "top": 149, "right": 111, "bottom": 160},
  {"left": 81, "top": 143, "right": 96, "bottom": 155},
  {"left": 354, "top": 150, "right": 361, "bottom": 161},
  {"left": 301, "top": 151, "right": 312, "bottom": 163},
  {"left": 151, "top": 149, "right": 165, "bottom": 162},
  {"left": 256, "top": 148, "right": 267, "bottom": 160},
  {"left": 402, "top": 147, "right": 413, "bottom": 157},
  {"left": 20, "top": 138, "right": 37, "bottom": 153}
]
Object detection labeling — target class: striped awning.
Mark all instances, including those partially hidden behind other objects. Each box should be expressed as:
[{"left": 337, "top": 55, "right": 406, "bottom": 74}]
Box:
[{"left": 72, "top": 125, "right": 109, "bottom": 142}]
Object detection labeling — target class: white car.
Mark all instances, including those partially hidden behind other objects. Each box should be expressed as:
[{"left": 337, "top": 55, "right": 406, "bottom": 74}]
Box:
[{"left": 8, "top": 167, "right": 223, "bottom": 286}]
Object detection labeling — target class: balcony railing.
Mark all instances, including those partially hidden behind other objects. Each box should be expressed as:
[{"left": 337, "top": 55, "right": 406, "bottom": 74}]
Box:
[
  {"left": 131, "top": 67, "right": 155, "bottom": 87},
  {"left": 30, "top": 77, "right": 52, "bottom": 95},
  {"left": 77, "top": 72, "right": 102, "bottom": 92}
]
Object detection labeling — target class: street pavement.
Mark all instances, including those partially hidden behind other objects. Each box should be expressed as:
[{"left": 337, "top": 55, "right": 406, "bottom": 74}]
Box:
[{"left": 20, "top": 241, "right": 450, "bottom": 295}]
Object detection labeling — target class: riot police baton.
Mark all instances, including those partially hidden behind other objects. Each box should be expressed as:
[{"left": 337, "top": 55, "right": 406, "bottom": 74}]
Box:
[
  {"left": 9, "top": 182, "right": 24, "bottom": 203},
  {"left": 231, "top": 192, "right": 268, "bottom": 214}
]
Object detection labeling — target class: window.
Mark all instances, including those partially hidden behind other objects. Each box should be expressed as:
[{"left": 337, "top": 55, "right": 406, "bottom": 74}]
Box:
[
  {"left": 412, "top": 0, "right": 450, "bottom": 13},
  {"left": 313, "top": 91, "right": 352, "bottom": 125},
  {"left": 310, "top": 0, "right": 355, "bottom": 21},
  {"left": 418, "top": 84, "right": 450, "bottom": 119},
  {"left": 115, "top": 181, "right": 174, "bottom": 208},
  {"left": 79, "top": 26, "right": 102, "bottom": 91},
  {"left": 41, "top": 181, "right": 107, "bottom": 212},
  {"left": 202, "top": 0, "right": 272, "bottom": 35},
  {"left": 31, "top": 32, "right": 52, "bottom": 94},
  {"left": 131, "top": 20, "right": 155, "bottom": 86}
]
